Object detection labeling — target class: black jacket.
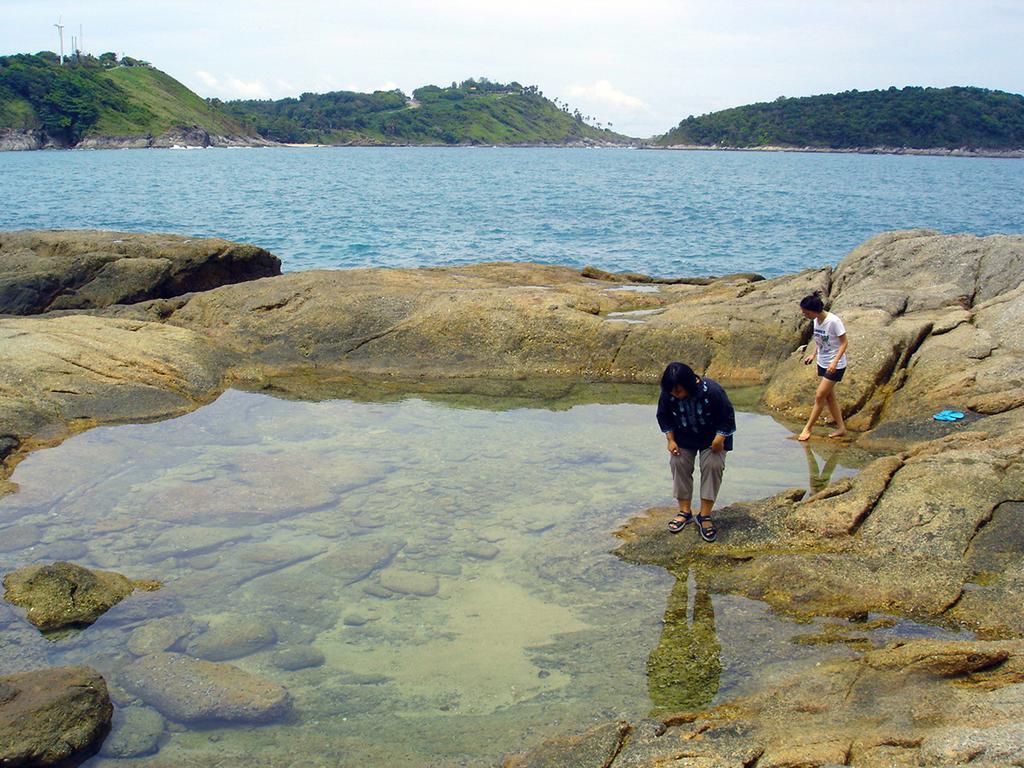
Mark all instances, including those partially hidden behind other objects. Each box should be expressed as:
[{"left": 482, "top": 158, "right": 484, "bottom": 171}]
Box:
[{"left": 656, "top": 377, "right": 736, "bottom": 451}]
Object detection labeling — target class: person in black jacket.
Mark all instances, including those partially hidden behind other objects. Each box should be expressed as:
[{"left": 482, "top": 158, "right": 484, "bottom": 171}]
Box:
[{"left": 656, "top": 362, "right": 736, "bottom": 542}]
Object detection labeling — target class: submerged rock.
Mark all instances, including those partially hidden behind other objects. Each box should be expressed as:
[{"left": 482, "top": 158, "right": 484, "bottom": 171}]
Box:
[
  {"left": 98, "top": 705, "right": 165, "bottom": 759},
  {"left": 118, "top": 652, "right": 290, "bottom": 724},
  {"left": 463, "top": 542, "right": 500, "bottom": 560},
  {"left": 0, "top": 666, "right": 112, "bottom": 767},
  {"left": 127, "top": 615, "right": 198, "bottom": 657},
  {"left": 2, "top": 561, "right": 147, "bottom": 631},
  {"left": 318, "top": 538, "right": 404, "bottom": 585},
  {"left": 377, "top": 568, "right": 440, "bottom": 597},
  {"left": 185, "top": 617, "right": 277, "bottom": 661},
  {"left": 271, "top": 646, "right": 325, "bottom": 671},
  {"left": 0, "top": 523, "right": 42, "bottom": 553}
]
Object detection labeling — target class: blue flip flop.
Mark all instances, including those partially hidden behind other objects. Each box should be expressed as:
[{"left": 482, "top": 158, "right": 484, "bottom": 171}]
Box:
[{"left": 933, "top": 410, "right": 965, "bottom": 422}]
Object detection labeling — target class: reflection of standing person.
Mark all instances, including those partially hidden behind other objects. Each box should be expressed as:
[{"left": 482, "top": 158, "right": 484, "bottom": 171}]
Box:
[
  {"left": 803, "top": 442, "right": 841, "bottom": 494},
  {"left": 797, "top": 292, "right": 848, "bottom": 441},
  {"left": 647, "top": 563, "right": 721, "bottom": 714},
  {"left": 657, "top": 362, "right": 736, "bottom": 543}
]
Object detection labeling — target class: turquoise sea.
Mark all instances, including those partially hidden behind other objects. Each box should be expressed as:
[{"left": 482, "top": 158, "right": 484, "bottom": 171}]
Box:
[{"left": 2, "top": 146, "right": 1023, "bottom": 276}]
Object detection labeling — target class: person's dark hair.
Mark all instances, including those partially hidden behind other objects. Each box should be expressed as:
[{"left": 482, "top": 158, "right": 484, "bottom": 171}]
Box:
[
  {"left": 661, "top": 362, "right": 700, "bottom": 395},
  {"left": 799, "top": 291, "right": 825, "bottom": 313}
]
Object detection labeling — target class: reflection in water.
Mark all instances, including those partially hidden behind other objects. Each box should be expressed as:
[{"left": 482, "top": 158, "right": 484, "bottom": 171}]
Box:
[
  {"left": 803, "top": 442, "right": 843, "bottom": 493},
  {"left": 647, "top": 563, "right": 721, "bottom": 714}
]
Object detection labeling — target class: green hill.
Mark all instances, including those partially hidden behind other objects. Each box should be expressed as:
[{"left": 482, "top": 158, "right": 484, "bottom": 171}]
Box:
[
  {"left": 0, "top": 52, "right": 253, "bottom": 146},
  {"left": 658, "top": 86, "right": 1024, "bottom": 150},
  {"left": 218, "top": 78, "right": 626, "bottom": 145}
]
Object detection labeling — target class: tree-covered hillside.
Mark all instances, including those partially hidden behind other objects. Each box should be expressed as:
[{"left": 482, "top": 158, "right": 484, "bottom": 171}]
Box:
[
  {"left": 658, "top": 87, "right": 1024, "bottom": 150},
  {"left": 0, "top": 52, "right": 250, "bottom": 145},
  {"left": 218, "top": 78, "right": 624, "bottom": 145}
]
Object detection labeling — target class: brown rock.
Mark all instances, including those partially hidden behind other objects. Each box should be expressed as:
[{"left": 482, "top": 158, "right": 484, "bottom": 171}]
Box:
[
  {"left": 118, "top": 652, "right": 290, "bottom": 724},
  {"left": 865, "top": 640, "right": 1010, "bottom": 676},
  {"left": 3, "top": 561, "right": 138, "bottom": 631},
  {"left": 0, "top": 229, "right": 280, "bottom": 315},
  {"left": 185, "top": 617, "right": 277, "bottom": 661},
  {"left": 503, "top": 720, "right": 630, "bottom": 768},
  {"left": 0, "top": 666, "right": 112, "bottom": 767},
  {"left": 787, "top": 455, "right": 903, "bottom": 537}
]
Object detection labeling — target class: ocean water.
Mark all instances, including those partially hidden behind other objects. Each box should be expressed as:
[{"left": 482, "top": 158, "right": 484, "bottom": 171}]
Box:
[
  {"left": 2, "top": 146, "right": 1022, "bottom": 277},
  {"left": 0, "top": 391, "right": 967, "bottom": 767}
]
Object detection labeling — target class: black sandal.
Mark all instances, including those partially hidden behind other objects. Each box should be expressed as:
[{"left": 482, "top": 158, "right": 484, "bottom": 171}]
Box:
[
  {"left": 668, "top": 512, "right": 693, "bottom": 533},
  {"left": 695, "top": 513, "right": 717, "bottom": 543}
]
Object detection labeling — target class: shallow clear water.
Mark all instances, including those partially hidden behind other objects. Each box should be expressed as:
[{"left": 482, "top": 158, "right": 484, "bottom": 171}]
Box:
[
  {"left": 0, "top": 391, "right": 964, "bottom": 766},
  {"left": 2, "top": 147, "right": 1022, "bottom": 277}
]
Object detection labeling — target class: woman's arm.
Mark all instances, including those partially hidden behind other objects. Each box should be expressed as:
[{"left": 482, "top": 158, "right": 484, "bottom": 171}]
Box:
[
  {"left": 710, "top": 385, "right": 736, "bottom": 453},
  {"left": 802, "top": 339, "right": 817, "bottom": 365},
  {"left": 656, "top": 393, "right": 680, "bottom": 455}
]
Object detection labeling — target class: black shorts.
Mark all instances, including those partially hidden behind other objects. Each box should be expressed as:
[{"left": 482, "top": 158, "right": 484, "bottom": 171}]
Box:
[{"left": 817, "top": 365, "right": 846, "bottom": 382}]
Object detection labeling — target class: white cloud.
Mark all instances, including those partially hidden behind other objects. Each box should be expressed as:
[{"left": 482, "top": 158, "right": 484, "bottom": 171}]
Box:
[
  {"left": 565, "top": 80, "right": 648, "bottom": 111},
  {"left": 192, "top": 70, "right": 270, "bottom": 99}
]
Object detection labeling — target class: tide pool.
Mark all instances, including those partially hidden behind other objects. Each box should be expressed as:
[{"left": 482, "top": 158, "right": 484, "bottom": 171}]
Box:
[{"left": 0, "top": 390, "right": 969, "bottom": 767}]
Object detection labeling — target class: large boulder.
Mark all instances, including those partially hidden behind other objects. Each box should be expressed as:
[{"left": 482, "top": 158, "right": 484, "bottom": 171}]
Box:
[
  {"left": 118, "top": 652, "right": 290, "bottom": 724},
  {"left": 763, "top": 230, "right": 1024, "bottom": 430},
  {"left": 159, "top": 261, "right": 818, "bottom": 385},
  {"left": 3, "top": 561, "right": 145, "bottom": 631},
  {"left": 0, "top": 230, "right": 280, "bottom": 315},
  {"left": 0, "top": 666, "right": 112, "bottom": 767}
]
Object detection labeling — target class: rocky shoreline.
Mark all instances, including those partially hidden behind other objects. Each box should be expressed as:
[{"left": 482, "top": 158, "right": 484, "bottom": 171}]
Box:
[
  {"left": 0, "top": 129, "right": 631, "bottom": 151},
  {"left": 2, "top": 228, "right": 1023, "bottom": 766},
  {"left": 0, "top": 127, "right": 276, "bottom": 152},
  {"left": 649, "top": 143, "right": 1024, "bottom": 159}
]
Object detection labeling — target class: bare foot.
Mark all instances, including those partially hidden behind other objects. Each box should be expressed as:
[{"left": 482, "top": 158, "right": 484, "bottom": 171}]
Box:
[
  {"left": 828, "top": 430, "right": 847, "bottom": 439},
  {"left": 797, "top": 430, "right": 812, "bottom": 442}
]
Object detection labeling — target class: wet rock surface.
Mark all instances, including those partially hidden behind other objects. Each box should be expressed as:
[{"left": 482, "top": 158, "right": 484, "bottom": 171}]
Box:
[
  {"left": 118, "top": 652, "right": 291, "bottom": 724},
  {"left": 0, "top": 666, "right": 112, "bottom": 767},
  {"left": 506, "top": 639, "right": 1024, "bottom": 767},
  {"left": 3, "top": 561, "right": 142, "bottom": 631}
]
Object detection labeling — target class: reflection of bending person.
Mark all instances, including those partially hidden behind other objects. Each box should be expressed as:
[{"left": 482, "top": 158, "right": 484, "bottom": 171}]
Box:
[
  {"left": 647, "top": 564, "right": 722, "bottom": 714},
  {"left": 657, "top": 363, "right": 736, "bottom": 543}
]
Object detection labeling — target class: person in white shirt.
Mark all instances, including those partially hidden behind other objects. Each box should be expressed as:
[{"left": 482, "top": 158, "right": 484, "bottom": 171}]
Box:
[{"left": 797, "top": 291, "right": 848, "bottom": 441}]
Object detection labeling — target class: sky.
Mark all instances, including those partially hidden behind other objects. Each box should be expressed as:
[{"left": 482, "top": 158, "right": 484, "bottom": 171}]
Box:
[{"left": 2, "top": 1, "right": 1022, "bottom": 137}]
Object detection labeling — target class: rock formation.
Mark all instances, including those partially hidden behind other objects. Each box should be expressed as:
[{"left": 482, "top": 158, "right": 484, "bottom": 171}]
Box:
[
  {"left": 0, "top": 666, "right": 112, "bottom": 767},
  {"left": 0, "top": 229, "right": 280, "bottom": 314},
  {"left": 3, "top": 562, "right": 155, "bottom": 631},
  {"left": 118, "top": 652, "right": 291, "bottom": 724}
]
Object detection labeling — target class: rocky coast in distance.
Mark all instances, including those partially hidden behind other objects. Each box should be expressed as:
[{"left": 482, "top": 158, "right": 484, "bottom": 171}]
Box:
[{"left": 1, "top": 228, "right": 1023, "bottom": 766}]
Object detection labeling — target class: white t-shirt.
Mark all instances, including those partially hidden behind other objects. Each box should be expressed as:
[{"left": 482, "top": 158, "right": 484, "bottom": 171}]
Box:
[{"left": 813, "top": 312, "right": 847, "bottom": 368}]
